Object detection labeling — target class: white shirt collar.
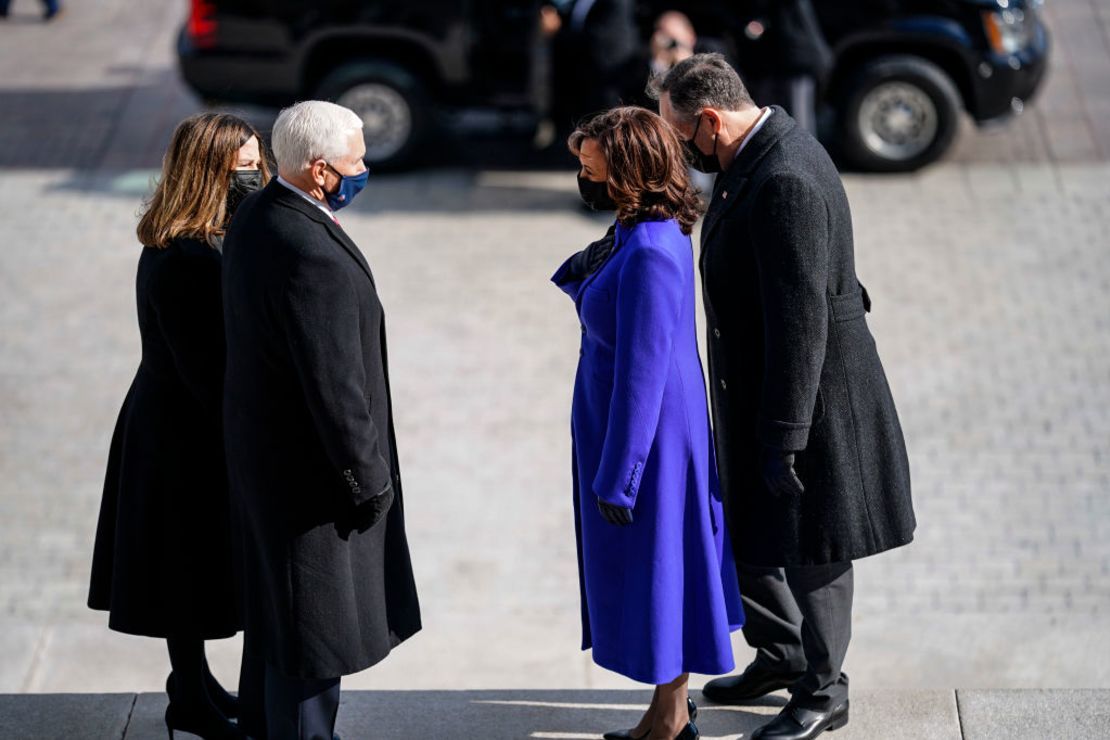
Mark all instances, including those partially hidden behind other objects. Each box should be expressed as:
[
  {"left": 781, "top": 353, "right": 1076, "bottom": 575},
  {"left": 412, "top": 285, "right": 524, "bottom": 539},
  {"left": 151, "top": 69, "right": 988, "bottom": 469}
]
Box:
[
  {"left": 276, "top": 175, "right": 334, "bottom": 219},
  {"left": 732, "top": 107, "right": 773, "bottom": 162}
]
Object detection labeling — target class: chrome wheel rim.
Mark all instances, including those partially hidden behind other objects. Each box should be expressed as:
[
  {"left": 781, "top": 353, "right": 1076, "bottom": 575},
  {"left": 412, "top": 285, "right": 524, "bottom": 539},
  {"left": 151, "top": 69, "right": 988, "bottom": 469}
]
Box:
[
  {"left": 336, "top": 83, "right": 412, "bottom": 163},
  {"left": 857, "top": 81, "right": 938, "bottom": 161}
]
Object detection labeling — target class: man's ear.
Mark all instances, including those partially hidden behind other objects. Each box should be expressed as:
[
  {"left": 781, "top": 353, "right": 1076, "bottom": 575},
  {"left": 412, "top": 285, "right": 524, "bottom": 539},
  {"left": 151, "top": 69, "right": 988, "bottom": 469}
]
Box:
[
  {"left": 310, "top": 159, "right": 328, "bottom": 186},
  {"left": 705, "top": 108, "right": 724, "bottom": 135}
]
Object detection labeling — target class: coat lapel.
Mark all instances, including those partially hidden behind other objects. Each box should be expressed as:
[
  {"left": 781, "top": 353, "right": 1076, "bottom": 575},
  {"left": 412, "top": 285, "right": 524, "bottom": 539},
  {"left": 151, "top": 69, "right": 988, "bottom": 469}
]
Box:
[
  {"left": 270, "top": 182, "right": 379, "bottom": 290},
  {"left": 699, "top": 107, "right": 797, "bottom": 248},
  {"left": 700, "top": 167, "right": 749, "bottom": 252}
]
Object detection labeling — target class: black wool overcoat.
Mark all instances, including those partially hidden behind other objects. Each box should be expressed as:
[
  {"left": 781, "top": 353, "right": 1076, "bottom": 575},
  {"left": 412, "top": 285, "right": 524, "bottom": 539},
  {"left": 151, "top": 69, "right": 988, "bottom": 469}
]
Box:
[
  {"left": 88, "top": 237, "right": 240, "bottom": 639},
  {"left": 700, "top": 108, "right": 915, "bottom": 567},
  {"left": 221, "top": 181, "right": 421, "bottom": 679}
]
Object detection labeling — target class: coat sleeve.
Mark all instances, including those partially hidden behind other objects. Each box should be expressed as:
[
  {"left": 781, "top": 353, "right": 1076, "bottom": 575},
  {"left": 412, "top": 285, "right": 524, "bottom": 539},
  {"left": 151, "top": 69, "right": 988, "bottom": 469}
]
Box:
[
  {"left": 749, "top": 172, "right": 830, "bottom": 452},
  {"left": 277, "top": 250, "right": 393, "bottom": 505},
  {"left": 151, "top": 251, "right": 225, "bottom": 414},
  {"left": 592, "top": 244, "right": 684, "bottom": 508}
]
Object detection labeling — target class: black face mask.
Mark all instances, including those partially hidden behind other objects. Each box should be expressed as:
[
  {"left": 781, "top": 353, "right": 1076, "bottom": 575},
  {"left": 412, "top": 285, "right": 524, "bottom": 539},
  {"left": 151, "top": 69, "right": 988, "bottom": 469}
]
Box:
[
  {"left": 684, "top": 114, "right": 722, "bottom": 174},
  {"left": 577, "top": 175, "right": 618, "bottom": 212},
  {"left": 226, "top": 169, "right": 263, "bottom": 218}
]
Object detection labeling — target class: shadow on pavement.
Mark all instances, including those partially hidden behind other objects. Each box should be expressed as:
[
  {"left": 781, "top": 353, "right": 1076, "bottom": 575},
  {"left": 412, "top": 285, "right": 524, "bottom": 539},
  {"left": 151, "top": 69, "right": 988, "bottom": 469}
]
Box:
[{"left": 0, "top": 689, "right": 786, "bottom": 740}]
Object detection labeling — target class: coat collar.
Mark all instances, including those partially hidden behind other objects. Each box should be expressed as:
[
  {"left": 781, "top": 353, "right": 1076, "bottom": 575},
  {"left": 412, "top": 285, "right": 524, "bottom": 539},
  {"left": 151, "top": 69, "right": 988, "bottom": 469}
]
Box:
[
  {"left": 267, "top": 180, "right": 378, "bottom": 289},
  {"left": 700, "top": 106, "right": 796, "bottom": 246}
]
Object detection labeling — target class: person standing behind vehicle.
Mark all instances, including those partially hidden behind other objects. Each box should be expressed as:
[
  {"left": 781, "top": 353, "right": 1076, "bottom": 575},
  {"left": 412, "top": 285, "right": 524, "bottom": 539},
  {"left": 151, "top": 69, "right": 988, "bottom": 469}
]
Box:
[
  {"left": 655, "top": 54, "right": 915, "bottom": 740},
  {"left": 745, "top": 0, "right": 831, "bottom": 134},
  {"left": 88, "top": 112, "right": 269, "bottom": 740},
  {"left": 549, "top": 0, "right": 643, "bottom": 131},
  {"left": 650, "top": 11, "right": 698, "bottom": 78},
  {"left": 548, "top": 2, "right": 721, "bottom": 140}
]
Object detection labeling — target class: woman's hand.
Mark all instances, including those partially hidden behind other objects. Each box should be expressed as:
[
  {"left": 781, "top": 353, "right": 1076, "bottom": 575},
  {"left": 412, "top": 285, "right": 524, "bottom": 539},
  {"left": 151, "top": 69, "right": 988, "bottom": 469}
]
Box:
[{"left": 597, "top": 498, "right": 634, "bottom": 526}]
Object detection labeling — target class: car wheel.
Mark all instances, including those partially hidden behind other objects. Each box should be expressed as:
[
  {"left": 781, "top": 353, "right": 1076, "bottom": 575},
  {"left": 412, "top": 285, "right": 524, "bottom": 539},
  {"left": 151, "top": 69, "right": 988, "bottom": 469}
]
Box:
[
  {"left": 314, "top": 61, "right": 429, "bottom": 171},
  {"left": 837, "top": 55, "right": 962, "bottom": 172}
]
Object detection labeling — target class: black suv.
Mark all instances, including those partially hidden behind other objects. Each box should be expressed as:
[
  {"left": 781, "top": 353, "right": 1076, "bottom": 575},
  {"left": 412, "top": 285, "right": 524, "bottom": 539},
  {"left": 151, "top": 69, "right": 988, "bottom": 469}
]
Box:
[{"left": 178, "top": 0, "right": 1049, "bottom": 172}]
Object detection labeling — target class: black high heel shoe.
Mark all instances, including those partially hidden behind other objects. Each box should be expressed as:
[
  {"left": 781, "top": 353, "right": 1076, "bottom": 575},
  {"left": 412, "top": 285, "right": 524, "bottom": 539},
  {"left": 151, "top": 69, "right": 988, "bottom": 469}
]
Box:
[
  {"left": 164, "top": 701, "right": 245, "bottom": 740},
  {"left": 602, "top": 698, "right": 700, "bottom": 740},
  {"left": 167, "top": 671, "right": 240, "bottom": 719},
  {"left": 675, "top": 721, "right": 699, "bottom": 739}
]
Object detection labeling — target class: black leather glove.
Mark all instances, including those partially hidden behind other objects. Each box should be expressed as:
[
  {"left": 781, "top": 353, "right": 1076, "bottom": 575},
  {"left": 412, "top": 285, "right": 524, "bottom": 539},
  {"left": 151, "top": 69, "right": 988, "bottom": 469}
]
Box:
[
  {"left": 567, "top": 224, "right": 617, "bottom": 280},
  {"left": 350, "top": 487, "right": 395, "bottom": 531},
  {"left": 761, "top": 446, "right": 805, "bottom": 497},
  {"left": 597, "top": 498, "right": 634, "bottom": 526}
]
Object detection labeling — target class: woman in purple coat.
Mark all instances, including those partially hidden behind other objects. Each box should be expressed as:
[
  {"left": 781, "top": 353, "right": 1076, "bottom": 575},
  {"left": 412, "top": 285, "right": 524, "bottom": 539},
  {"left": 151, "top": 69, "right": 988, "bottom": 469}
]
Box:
[{"left": 552, "top": 107, "right": 744, "bottom": 740}]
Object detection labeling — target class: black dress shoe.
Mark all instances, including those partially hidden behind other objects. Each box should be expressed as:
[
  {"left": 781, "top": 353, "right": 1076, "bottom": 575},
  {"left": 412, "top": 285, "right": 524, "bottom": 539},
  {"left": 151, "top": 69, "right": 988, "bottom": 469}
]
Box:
[
  {"left": 602, "top": 699, "right": 699, "bottom": 740},
  {"left": 167, "top": 671, "right": 240, "bottom": 719},
  {"left": 701, "top": 663, "right": 805, "bottom": 704},
  {"left": 752, "top": 701, "right": 849, "bottom": 740}
]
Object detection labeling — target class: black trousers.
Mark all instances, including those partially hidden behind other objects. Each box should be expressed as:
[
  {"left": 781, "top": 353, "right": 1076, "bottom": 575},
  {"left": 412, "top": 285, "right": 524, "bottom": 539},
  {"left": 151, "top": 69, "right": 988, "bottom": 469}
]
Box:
[
  {"left": 738, "top": 562, "right": 853, "bottom": 711},
  {"left": 239, "top": 629, "right": 341, "bottom": 740}
]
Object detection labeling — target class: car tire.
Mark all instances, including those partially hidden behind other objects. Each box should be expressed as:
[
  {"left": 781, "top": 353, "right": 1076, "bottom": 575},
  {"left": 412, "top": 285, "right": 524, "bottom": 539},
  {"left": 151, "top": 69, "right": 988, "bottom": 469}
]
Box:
[
  {"left": 837, "top": 55, "right": 962, "bottom": 173},
  {"left": 314, "top": 61, "right": 430, "bottom": 171}
]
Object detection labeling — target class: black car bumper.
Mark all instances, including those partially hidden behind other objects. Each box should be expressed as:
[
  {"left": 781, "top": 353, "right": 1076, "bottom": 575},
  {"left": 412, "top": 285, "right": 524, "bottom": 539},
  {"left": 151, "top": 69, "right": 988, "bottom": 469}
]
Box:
[{"left": 968, "top": 17, "right": 1050, "bottom": 123}]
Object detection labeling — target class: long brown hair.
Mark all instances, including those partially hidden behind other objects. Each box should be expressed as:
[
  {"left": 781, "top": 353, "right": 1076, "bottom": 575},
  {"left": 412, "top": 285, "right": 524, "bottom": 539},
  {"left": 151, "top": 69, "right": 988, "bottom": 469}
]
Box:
[
  {"left": 568, "top": 106, "right": 702, "bottom": 235},
  {"left": 137, "top": 113, "right": 271, "bottom": 248}
]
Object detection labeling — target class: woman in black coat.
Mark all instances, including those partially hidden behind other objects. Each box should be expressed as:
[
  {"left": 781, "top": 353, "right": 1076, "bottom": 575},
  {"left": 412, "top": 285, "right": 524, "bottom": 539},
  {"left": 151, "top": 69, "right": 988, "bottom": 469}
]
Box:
[{"left": 88, "top": 113, "right": 269, "bottom": 740}]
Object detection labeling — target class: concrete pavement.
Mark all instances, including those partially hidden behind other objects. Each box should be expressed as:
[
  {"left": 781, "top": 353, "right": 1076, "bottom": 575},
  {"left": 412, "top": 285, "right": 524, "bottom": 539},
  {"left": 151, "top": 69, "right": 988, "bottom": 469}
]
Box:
[{"left": 2, "top": 689, "right": 1109, "bottom": 739}]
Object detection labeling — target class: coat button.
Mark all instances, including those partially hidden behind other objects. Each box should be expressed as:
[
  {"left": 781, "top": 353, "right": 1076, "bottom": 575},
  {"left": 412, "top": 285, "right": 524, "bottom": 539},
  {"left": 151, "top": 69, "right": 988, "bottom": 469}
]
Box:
[
  {"left": 713, "top": 328, "right": 721, "bottom": 339},
  {"left": 720, "top": 379, "right": 727, "bottom": 390}
]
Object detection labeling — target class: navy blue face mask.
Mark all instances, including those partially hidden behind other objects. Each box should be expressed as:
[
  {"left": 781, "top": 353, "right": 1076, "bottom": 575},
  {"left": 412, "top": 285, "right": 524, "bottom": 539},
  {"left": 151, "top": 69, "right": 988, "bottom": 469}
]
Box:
[{"left": 324, "top": 162, "right": 369, "bottom": 211}]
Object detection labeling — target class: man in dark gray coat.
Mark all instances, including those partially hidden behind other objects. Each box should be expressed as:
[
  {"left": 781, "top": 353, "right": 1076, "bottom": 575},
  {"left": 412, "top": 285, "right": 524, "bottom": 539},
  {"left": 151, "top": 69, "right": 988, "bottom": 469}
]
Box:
[
  {"left": 223, "top": 101, "right": 421, "bottom": 740},
  {"left": 656, "top": 54, "right": 914, "bottom": 740}
]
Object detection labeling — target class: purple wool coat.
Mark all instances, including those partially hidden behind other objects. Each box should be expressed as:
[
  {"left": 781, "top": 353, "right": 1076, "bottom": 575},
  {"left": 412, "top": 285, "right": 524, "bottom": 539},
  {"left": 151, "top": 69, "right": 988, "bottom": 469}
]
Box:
[{"left": 553, "top": 217, "right": 744, "bottom": 685}]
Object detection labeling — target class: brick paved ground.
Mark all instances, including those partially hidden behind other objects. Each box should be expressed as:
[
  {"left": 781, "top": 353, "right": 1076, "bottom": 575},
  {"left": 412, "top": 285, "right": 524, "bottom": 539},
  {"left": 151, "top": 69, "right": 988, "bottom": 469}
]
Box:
[{"left": 1, "top": 0, "right": 1108, "bottom": 696}]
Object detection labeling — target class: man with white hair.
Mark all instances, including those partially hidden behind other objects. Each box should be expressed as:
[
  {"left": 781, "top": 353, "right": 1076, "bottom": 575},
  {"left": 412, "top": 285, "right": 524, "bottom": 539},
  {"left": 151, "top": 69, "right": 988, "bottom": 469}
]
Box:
[{"left": 222, "top": 100, "right": 421, "bottom": 740}]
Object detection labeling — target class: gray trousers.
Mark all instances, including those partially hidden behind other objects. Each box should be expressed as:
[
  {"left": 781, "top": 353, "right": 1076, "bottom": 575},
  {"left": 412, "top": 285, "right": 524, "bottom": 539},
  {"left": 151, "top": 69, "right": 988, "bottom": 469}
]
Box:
[{"left": 738, "top": 562, "right": 854, "bottom": 710}]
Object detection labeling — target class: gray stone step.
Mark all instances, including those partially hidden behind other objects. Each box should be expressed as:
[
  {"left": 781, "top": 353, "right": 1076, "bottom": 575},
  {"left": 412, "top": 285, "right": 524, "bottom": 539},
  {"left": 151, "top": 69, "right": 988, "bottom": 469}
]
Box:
[{"left": 1, "top": 689, "right": 1106, "bottom": 739}]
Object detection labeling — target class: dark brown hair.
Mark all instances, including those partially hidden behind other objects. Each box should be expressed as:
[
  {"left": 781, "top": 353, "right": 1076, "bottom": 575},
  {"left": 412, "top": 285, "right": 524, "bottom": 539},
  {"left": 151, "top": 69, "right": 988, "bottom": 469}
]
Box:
[
  {"left": 647, "top": 52, "right": 754, "bottom": 121},
  {"left": 137, "top": 113, "right": 271, "bottom": 248},
  {"left": 568, "top": 106, "right": 702, "bottom": 235}
]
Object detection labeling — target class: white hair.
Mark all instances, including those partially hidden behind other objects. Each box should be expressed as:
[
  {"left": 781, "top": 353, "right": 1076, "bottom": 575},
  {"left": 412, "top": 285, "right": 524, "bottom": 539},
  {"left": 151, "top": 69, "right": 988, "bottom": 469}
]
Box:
[{"left": 272, "top": 100, "right": 364, "bottom": 172}]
